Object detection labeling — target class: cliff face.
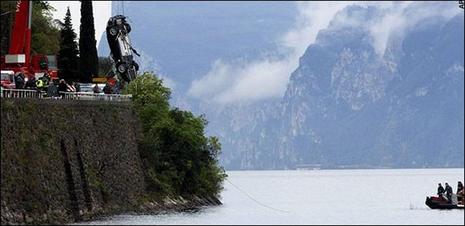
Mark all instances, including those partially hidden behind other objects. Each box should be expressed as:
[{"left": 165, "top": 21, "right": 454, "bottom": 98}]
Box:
[
  {"left": 1, "top": 99, "right": 146, "bottom": 224},
  {"left": 1, "top": 98, "right": 223, "bottom": 225},
  {"left": 212, "top": 6, "right": 464, "bottom": 170},
  {"left": 274, "top": 11, "right": 464, "bottom": 169}
]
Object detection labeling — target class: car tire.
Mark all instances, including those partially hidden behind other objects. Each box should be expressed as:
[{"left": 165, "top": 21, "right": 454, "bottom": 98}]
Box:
[
  {"left": 133, "top": 61, "right": 139, "bottom": 71},
  {"left": 116, "top": 62, "right": 127, "bottom": 74},
  {"left": 109, "top": 27, "right": 118, "bottom": 36}
]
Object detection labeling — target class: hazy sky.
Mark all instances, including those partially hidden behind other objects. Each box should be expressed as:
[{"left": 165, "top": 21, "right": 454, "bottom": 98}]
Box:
[{"left": 49, "top": 1, "right": 112, "bottom": 46}]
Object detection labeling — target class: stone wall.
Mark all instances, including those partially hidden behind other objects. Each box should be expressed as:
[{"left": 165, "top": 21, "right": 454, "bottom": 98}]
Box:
[{"left": 1, "top": 99, "right": 147, "bottom": 224}]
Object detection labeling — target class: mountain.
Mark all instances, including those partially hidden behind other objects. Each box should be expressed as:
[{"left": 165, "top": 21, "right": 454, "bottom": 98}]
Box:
[
  {"left": 100, "top": 2, "right": 464, "bottom": 170},
  {"left": 214, "top": 5, "right": 464, "bottom": 169}
]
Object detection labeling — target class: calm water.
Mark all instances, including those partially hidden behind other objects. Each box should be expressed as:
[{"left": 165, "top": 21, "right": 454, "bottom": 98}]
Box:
[{"left": 80, "top": 169, "right": 464, "bottom": 225}]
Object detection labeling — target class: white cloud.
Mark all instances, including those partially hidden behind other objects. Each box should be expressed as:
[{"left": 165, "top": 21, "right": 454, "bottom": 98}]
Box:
[
  {"left": 188, "top": 1, "right": 461, "bottom": 105},
  {"left": 329, "top": 1, "right": 459, "bottom": 56},
  {"left": 188, "top": 2, "right": 352, "bottom": 105},
  {"left": 189, "top": 58, "right": 295, "bottom": 104}
]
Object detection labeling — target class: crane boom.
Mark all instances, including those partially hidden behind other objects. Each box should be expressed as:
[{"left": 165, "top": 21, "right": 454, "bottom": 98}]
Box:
[
  {"left": 1, "top": 0, "right": 59, "bottom": 88},
  {"left": 7, "top": 0, "right": 32, "bottom": 65}
]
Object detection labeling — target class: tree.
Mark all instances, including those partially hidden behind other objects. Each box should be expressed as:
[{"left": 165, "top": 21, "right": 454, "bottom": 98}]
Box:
[
  {"left": 79, "top": 0, "right": 99, "bottom": 83},
  {"left": 57, "top": 7, "right": 79, "bottom": 82},
  {"left": 126, "top": 72, "right": 226, "bottom": 199},
  {"left": 0, "top": 1, "right": 16, "bottom": 55},
  {"left": 1, "top": 1, "right": 59, "bottom": 55},
  {"left": 97, "top": 56, "right": 113, "bottom": 76},
  {"left": 31, "top": 1, "right": 60, "bottom": 55}
]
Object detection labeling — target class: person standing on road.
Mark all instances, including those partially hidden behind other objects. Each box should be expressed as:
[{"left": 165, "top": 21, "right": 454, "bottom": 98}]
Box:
[
  {"left": 46, "top": 80, "right": 58, "bottom": 98},
  {"left": 93, "top": 84, "right": 101, "bottom": 93},
  {"left": 58, "top": 79, "right": 67, "bottom": 98},
  {"left": 14, "top": 71, "right": 25, "bottom": 89}
]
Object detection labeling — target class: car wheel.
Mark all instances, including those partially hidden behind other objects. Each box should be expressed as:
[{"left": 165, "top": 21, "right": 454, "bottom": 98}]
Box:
[
  {"left": 109, "top": 27, "right": 118, "bottom": 36},
  {"left": 133, "top": 61, "right": 139, "bottom": 71},
  {"left": 117, "top": 63, "right": 127, "bottom": 73}
]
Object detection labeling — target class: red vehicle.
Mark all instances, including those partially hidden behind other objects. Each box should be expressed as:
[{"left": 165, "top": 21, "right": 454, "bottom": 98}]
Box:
[
  {"left": 1, "top": 70, "right": 16, "bottom": 89},
  {"left": 0, "top": 0, "right": 58, "bottom": 88}
]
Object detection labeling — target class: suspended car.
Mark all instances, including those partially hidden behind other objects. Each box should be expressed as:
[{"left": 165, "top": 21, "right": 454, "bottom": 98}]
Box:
[{"left": 106, "top": 15, "right": 140, "bottom": 83}]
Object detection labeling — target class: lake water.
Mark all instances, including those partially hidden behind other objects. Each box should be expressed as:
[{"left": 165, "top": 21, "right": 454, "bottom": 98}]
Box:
[{"left": 80, "top": 169, "right": 464, "bottom": 225}]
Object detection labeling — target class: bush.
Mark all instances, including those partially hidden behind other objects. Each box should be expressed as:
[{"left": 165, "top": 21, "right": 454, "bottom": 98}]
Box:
[{"left": 126, "top": 72, "right": 226, "bottom": 199}]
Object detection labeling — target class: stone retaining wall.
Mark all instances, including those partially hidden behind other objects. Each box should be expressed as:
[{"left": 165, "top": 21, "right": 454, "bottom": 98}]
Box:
[{"left": 0, "top": 99, "right": 220, "bottom": 225}]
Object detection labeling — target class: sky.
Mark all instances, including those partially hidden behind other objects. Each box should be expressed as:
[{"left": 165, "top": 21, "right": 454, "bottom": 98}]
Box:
[
  {"left": 48, "top": 1, "right": 461, "bottom": 105},
  {"left": 49, "top": 1, "right": 112, "bottom": 46}
]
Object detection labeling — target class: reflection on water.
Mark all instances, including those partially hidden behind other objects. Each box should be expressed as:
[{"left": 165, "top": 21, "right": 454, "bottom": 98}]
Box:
[{"left": 79, "top": 168, "right": 464, "bottom": 225}]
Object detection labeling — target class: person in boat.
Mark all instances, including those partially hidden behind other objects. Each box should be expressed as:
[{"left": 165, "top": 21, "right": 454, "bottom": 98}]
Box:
[
  {"left": 445, "top": 182, "right": 453, "bottom": 203},
  {"left": 437, "top": 183, "right": 445, "bottom": 197},
  {"left": 458, "top": 181, "right": 464, "bottom": 204}
]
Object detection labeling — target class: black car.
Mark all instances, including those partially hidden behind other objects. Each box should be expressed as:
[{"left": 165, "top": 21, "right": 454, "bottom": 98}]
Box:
[{"left": 106, "top": 15, "right": 139, "bottom": 83}]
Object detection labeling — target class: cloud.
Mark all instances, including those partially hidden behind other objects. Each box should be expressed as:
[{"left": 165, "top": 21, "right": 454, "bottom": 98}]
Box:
[
  {"left": 188, "top": 1, "right": 461, "bottom": 105},
  {"left": 329, "top": 1, "right": 459, "bottom": 56},
  {"left": 188, "top": 2, "right": 352, "bottom": 105},
  {"left": 189, "top": 58, "right": 295, "bottom": 104}
]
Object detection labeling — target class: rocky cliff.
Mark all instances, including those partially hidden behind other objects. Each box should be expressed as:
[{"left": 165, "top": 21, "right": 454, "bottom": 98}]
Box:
[
  {"left": 0, "top": 99, "right": 220, "bottom": 224},
  {"left": 214, "top": 6, "right": 464, "bottom": 170}
]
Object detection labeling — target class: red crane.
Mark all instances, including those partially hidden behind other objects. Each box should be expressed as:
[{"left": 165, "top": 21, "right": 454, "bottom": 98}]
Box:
[{"left": 1, "top": 0, "right": 58, "bottom": 88}]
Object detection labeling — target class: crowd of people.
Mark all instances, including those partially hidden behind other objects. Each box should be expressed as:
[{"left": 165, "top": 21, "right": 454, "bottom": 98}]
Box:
[
  {"left": 11, "top": 70, "right": 80, "bottom": 98},
  {"left": 92, "top": 80, "right": 123, "bottom": 95},
  {"left": 6, "top": 69, "right": 126, "bottom": 97},
  {"left": 7, "top": 70, "right": 130, "bottom": 98},
  {"left": 437, "top": 181, "right": 464, "bottom": 205}
]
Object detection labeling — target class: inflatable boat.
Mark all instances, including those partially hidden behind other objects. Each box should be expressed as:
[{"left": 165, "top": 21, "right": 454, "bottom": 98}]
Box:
[{"left": 425, "top": 196, "right": 464, "bottom": 209}]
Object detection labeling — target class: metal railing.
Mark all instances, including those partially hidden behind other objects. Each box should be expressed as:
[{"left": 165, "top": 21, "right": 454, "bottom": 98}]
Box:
[
  {"left": 1, "top": 88, "right": 45, "bottom": 99},
  {"left": 1, "top": 88, "right": 132, "bottom": 102},
  {"left": 61, "top": 92, "right": 132, "bottom": 102}
]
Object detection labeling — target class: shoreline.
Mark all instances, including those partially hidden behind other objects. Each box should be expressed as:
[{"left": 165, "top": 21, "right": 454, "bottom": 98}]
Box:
[{"left": 2, "top": 196, "right": 222, "bottom": 225}]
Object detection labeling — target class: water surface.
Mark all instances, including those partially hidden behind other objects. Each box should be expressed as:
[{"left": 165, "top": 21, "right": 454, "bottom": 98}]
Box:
[{"left": 80, "top": 169, "right": 464, "bottom": 225}]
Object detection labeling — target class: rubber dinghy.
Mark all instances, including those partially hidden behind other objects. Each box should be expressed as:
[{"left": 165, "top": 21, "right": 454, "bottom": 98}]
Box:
[{"left": 425, "top": 196, "right": 464, "bottom": 210}]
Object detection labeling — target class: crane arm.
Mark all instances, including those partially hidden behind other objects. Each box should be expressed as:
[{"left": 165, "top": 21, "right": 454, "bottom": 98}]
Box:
[{"left": 8, "top": 0, "right": 32, "bottom": 65}]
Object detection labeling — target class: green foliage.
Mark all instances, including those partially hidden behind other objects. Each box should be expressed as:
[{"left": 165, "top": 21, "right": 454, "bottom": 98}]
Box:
[
  {"left": 0, "top": 1, "right": 60, "bottom": 55},
  {"left": 31, "top": 1, "right": 60, "bottom": 55},
  {"left": 0, "top": 1, "right": 15, "bottom": 55},
  {"left": 97, "top": 56, "right": 112, "bottom": 76},
  {"left": 127, "top": 72, "right": 227, "bottom": 199},
  {"left": 79, "top": 0, "right": 98, "bottom": 82},
  {"left": 57, "top": 7, "right": 80, "bottom": 82}
]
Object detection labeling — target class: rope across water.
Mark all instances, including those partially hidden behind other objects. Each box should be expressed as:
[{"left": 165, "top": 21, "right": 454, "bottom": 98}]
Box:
[{"left": 226, "top": 178, "right": 291, "bottom": 214}]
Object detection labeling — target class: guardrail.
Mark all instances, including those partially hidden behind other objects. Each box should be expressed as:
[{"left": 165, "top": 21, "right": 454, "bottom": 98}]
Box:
[
  {"left": 1, "top": 88, "right": 132, "bottom": 102},
  {"left": 61, "top": 92, "right": 132, "bottom": 102},
  {"left": 1, "top": 88, "right": 45, "bottom": 99}
]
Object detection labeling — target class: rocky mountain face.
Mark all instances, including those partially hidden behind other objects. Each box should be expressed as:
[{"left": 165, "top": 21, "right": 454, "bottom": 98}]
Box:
[
  {"left": 213, "top": 6, "right": 464, "bottom": 170},
  {"left": 103, "top": 2, "right": 463, "bottom": 170}
]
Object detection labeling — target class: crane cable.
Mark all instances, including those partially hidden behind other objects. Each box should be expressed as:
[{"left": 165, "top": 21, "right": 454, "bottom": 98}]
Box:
[{"left": 225, "top": 178, "right": 291, "bottom": 214}]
